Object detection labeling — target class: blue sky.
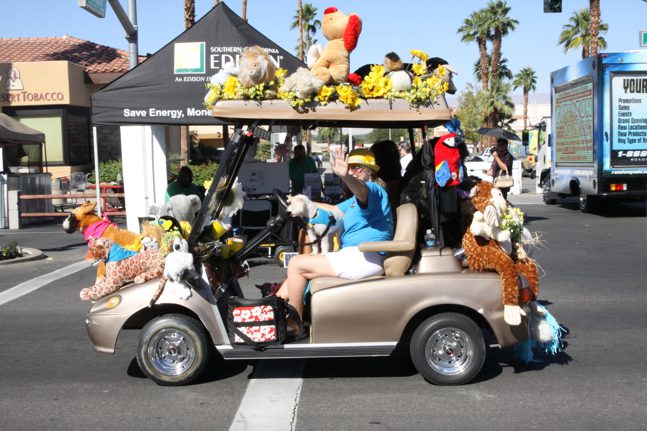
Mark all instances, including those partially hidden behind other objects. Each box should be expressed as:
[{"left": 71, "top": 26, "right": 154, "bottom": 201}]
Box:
[{"left": 3, "top": 0, "right": 647, "bottom": 97}]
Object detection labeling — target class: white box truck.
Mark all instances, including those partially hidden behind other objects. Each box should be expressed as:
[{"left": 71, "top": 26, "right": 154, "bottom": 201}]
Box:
[{"left": 544, "top": 52, "right": 647, "bottom": 211}]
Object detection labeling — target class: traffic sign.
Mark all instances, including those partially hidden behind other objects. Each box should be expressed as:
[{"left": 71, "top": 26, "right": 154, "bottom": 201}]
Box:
[
  {"left": 641, "top": 31, "right": 647, "bottom": 47},
  {"left": 78, "top": 0, "right": 107, "bottom": 19}
]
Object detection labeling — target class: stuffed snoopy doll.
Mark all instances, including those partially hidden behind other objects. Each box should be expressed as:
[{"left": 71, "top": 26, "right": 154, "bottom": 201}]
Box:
[{"left": 163, "top": 237, "right": 195, "bottom": 300}]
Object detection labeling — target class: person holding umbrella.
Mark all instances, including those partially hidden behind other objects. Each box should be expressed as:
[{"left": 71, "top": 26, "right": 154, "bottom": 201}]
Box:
[{"left": 487, "top": 138, "right": 514, "bottom": 199}]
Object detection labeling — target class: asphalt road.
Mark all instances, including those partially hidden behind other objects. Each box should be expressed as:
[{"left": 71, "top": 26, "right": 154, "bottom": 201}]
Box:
[{"left": 1, "top": 197, "right": 646, "bottom": 430}]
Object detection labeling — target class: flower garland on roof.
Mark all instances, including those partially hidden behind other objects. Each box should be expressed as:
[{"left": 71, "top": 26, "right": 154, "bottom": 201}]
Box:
[{"left": 203, "top": 49, "right": 448, "bottom": 112}]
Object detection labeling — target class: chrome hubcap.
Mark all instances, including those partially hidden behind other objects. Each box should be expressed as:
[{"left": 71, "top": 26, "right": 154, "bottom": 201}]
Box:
[
  {"left": 425, "top": 327, "right": 473, "bottom": 376},
  {"left": 148, "top": 329, "right": 196, "bottom": 376}
]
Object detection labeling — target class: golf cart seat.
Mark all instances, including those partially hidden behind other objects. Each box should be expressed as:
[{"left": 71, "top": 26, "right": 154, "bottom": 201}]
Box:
[{"left": 309, "top": 203, "right": 418, "bottom": 294}]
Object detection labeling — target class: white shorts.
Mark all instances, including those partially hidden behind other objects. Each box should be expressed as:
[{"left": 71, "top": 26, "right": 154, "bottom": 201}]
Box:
[{"left": 325, "top": 246, "right": 385, "bottom": 280}]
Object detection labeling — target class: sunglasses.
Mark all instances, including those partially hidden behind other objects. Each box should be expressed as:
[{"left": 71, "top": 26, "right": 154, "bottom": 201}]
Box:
[{"left": 349, "top": 165, "right": 367, "bottom": 173}]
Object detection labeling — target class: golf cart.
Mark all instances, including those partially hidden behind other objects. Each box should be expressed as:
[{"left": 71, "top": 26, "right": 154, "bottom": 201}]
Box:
[{"left": 84, "top": 99, "right": 532, "bottom": 386}]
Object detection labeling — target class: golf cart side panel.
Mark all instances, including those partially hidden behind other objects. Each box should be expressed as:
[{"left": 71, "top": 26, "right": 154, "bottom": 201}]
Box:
[
  {"left": 310, "top": 272, "right": 527, "bottom": 348},
  {"left": 85, "top": 278, "right": 225, "bottom": 353}
]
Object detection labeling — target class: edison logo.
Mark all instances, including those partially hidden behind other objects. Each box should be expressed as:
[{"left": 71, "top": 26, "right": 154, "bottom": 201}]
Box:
[{"left": 174, "top": 42, "right": 206, "bottom": 74}]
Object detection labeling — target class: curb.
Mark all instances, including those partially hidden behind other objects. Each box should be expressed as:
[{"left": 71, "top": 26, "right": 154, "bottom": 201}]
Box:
[{"left": 0, "top": 248, "right": 46, "bottom": 265}]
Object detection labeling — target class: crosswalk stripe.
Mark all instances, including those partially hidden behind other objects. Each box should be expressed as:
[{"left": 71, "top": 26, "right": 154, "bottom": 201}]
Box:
[
  {"left": 229, "top": 359, "right": 304, "bottom": 431},
  {"left": 0, "top": 261, "right": 90, "bottom": 306}
]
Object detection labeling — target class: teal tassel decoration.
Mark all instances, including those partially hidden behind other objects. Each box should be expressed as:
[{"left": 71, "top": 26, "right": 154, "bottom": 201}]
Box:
[{"left": 514, "top": 303, "right": 566, "bottom": 363}]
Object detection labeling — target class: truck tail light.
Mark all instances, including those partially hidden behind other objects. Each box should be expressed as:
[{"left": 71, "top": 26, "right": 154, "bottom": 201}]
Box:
[{"left": 610, "top": 183, "right": 627, "bottom": 191}]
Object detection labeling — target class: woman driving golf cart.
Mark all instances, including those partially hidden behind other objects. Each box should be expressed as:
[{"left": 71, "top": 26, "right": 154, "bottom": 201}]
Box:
[{"left": 276, "top": 147, "right": 394, "bottom": 319}]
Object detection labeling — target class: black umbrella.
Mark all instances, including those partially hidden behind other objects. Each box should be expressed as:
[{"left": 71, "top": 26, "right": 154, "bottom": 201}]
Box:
[{"left": 477, "top": 127, "right": 521, "bottom": 141}]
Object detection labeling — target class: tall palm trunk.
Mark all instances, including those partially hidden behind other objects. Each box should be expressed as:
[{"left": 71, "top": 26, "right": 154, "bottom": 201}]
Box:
[
  {"left": 589, "top": 0, "right": 600, "bottom": 56},
  {"left": 297, "top": 0, "right": 304, "bottom": 61},
  {"left": 181, "top": 0, "right": 196, "bottom": 166},
  {"left": 242, "top": 0, "right": 247, "bottom": 21},
  {"left": 523, "top": 90, "right": 529, "bottom": 130},
  {"left": 490, "top": 29, "right": 503, "bottom": 88},
  {"left": 478, "top": 36, "right": 489, "bottom": 90}
]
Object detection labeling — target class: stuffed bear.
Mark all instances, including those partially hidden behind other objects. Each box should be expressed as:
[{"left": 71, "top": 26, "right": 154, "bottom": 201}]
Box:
[
  {"left": 461, "top": 181, "right": 539, "bottom": 326},
  {"left": 280, "top": 67, "right": 325, "bottom": 99},
  {"left": 309, "top": 7, "right": 362, "bottom": 85},
  {"left": 238, "top": 45, "right": 277, "bottom": 88},
  {"left": 149, "top": 194, "right": 201, "bottom": 224}
]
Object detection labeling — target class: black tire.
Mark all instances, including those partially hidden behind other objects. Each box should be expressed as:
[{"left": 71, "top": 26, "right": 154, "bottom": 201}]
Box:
[
  {"left": 137, "top": 314, "right": 211, "bottom": 386},
  {"left": 410, "top": 313, "right": 485, "bottom": 385},
  {"left": 542, "top": 181, "right": 557, "bottom": 205},
  {"left": 579, "top": 195, "right": 597, "bottom": 213},
  {"left": 274, "top": 245, "right": 294, "bottom": 267}
]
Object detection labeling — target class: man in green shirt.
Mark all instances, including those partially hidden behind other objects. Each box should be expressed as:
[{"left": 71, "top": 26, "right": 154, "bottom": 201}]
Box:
[
  {"left": 165, "top": 166, "right": 206, "bottom": 202},
  {"left": 288, "top": 144, "right": 318, "bottom": 194}
]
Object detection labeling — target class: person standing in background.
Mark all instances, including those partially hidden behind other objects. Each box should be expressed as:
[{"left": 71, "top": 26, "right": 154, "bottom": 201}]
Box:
[
  {"left": 487, "top": 138, "right": 514, "bottom": 199},
  {"left": 398, "top": 141, "right": 413, "bottom": 177},
  {"left": 289, "top": 144, "right": 318, "bottom": 194}
]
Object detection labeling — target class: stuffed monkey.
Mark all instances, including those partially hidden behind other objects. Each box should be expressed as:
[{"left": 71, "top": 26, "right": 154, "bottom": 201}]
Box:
[{"left": 461, "top": 181, "right": 539, "bottom": 325}]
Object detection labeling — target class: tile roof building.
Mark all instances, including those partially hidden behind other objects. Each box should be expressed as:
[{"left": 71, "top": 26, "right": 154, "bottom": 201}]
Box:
[
  {"left": 0, "top": 35, "right": 144, "bottom": 83},
  {"left": 1, "top": 36, "right": 141, "bottom": 181}
]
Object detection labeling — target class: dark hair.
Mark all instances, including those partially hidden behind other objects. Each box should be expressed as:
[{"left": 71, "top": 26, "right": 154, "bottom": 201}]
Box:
[{"left": 496, "top": 138, "right": 508, "bottom": 147}]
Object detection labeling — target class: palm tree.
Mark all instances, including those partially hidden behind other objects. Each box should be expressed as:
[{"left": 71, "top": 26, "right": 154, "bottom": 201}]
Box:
[
  {"left": 479, "top": 79, "right": 515, "bottom": 145},
  {"left": 483, "top": 0, "right": 518, "bottom": 87},
  {"left": 458, "top": 10, "right": 491, "bottom": 90},
  {"left": 558, "top": 8, "right": 608, "bottom": 58},
  {"left": 180, "top": 0, "right": 196, "bottom": 166},
  {"left": 512, "top": 67, "right": 537, "bottom": 130},
  {"left": 302, "top": 3, "right": 321, "bottom": 52},
  {"left": 241, "top": 0, "right": 247, "bottom": 21},
  {"left": 290, "top": 2, "right": 308, "bottom": 61},
  {"left": 474, "top": 54, "right": 513, "bottom": 83},
  {"left": 589, "top": 0, "right": 601, "bottom": 56},
  {"left": 317, "top": 127, "right": 341, "bottom": 146}
]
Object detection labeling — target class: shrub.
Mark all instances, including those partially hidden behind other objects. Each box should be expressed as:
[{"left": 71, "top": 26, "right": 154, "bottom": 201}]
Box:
[
  {"left": 0, "top": 240, "right": 20, "bottom": 261},
  {"left": 87, "top": 160, "right": 123, "bottom": 183}
]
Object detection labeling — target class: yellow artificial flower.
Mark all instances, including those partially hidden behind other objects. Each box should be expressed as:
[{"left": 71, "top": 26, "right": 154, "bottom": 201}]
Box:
[
  {"left": 336, "top": 84, "right": 361, "bottom": 110},
  {"left": 223, "top": 76, "right": 241, "bottom": 99},
  {"left": 436, "top": 64, "right": 447, "bottom": 78},
  {"left": 411, "top": 63, "right": 426, "bottom": 76},
  {"left": 275, "top": 68, "right": 287, "bottom": 82},
  {"left": 316, "top": 85, "right": 334, "bottom": 104},
  {"left": 410, "top": 49, "right": 429, "bottom": 62}
]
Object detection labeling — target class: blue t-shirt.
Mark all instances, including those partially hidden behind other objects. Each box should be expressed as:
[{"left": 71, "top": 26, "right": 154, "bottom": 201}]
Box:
[{"left": 336, "top": 181, "right": 394, "bottom": 248}]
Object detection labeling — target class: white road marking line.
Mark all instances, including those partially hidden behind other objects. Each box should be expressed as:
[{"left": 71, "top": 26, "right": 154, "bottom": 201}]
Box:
[
  {"left": 229, "top": 359, "right": 305, "bottom": 431},
  {"left": 0, "top": 261, "right": 90, "bottom": 306}
]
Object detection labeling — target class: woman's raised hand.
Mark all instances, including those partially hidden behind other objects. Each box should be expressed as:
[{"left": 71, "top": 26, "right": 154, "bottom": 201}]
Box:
[{"left": 331, "top": 146, "right": 349, "bottom": 178}]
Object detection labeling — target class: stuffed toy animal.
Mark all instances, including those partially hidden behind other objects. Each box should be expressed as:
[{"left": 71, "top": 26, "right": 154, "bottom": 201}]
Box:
[
  {"left": 80, "top": 237, "right": 165, "bottom": 302},
  {"left": 63, "top": 202, "right": 162, "bottom": 282},
  {"left": 149, "top": 194, "right": 201, "bottom": 224},
  {"left": 426, "top": 57, "right": 458, "bottom": 95},
  {"left": 209, "top": 60, "right": 240, "bottom": 87},
  {"left": 461, "top": 181, "right": 539, "bottom": 326},
  {"left": 237, "top": 45, "right": 277, "bottom": 88},
  {"left": 383, "top": 52, "right": 412, "bottom": 92},
  {"left": 150, "top": 237, "right": 196, "bottom": 306},
  {"left": 280, "top": 67, "right": 325, "bottom": 99},
  {"left": 309, "top": 7, "right": 362, "bottom": 85},
  {"left": 287, "top": 194, "right": 344, "bottom": 255}
]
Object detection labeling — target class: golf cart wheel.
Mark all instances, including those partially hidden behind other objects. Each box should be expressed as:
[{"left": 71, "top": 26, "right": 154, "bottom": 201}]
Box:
[
  {"left": 274, "top": 245, "right": 294, "bottom": 266},
  {"left": 137, "top": 314, "right": 211, "bottom": 386},
  {"left": 410, "top": 313, "right": 485, "bottom": 385}
]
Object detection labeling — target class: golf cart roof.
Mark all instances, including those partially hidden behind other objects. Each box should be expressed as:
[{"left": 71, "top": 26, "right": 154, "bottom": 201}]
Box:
[{"left": 210, "top": 97, "right": 452, "bottom": 128}]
